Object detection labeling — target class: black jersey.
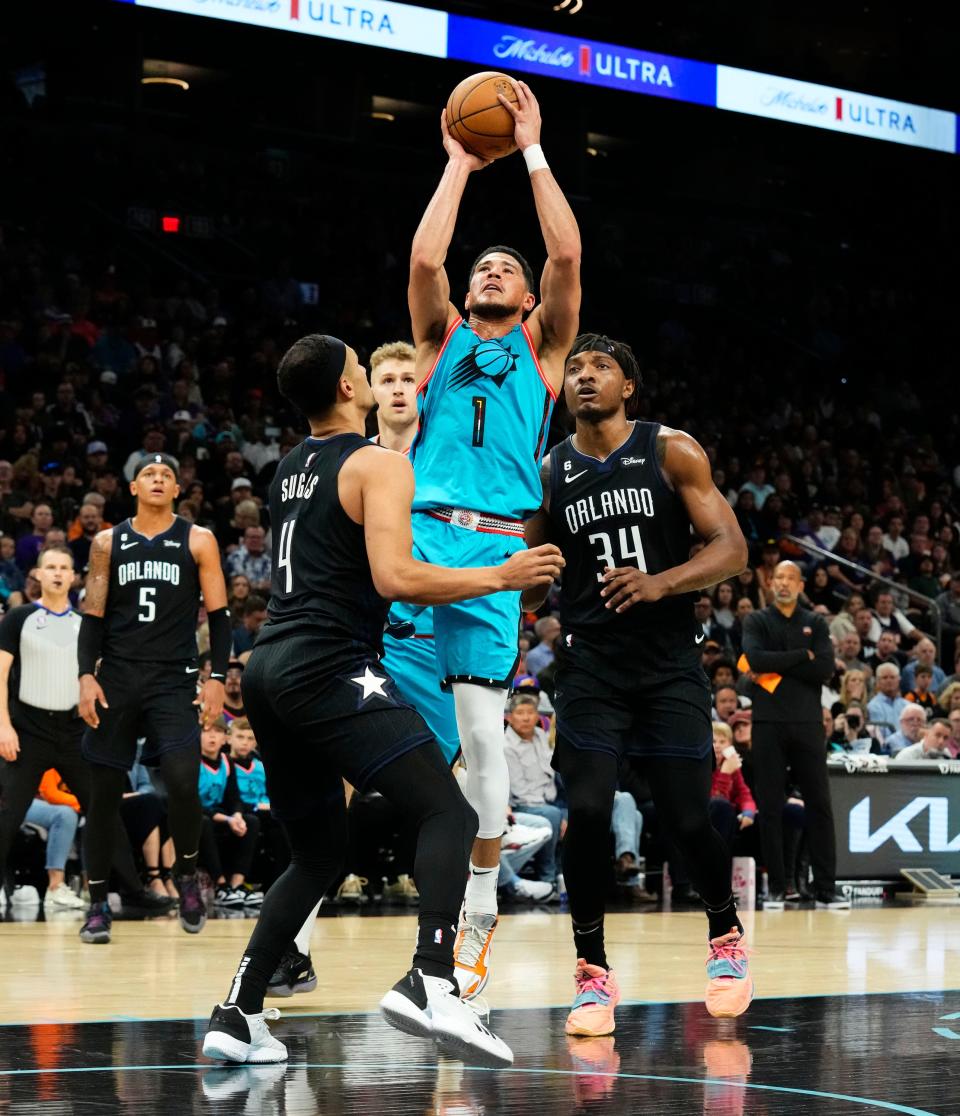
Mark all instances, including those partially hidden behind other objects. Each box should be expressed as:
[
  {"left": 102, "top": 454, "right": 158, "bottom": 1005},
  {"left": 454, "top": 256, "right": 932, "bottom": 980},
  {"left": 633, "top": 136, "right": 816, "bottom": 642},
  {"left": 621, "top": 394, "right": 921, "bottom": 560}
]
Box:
[
  {"left": 103, "top": 515, "right": 200, "bottom": 664},
  {"left": 547, "top": 421, "right": 701, "bottom": 672},
  {"left": 256, "top": 434, "right": 389, "bottom": 654}
]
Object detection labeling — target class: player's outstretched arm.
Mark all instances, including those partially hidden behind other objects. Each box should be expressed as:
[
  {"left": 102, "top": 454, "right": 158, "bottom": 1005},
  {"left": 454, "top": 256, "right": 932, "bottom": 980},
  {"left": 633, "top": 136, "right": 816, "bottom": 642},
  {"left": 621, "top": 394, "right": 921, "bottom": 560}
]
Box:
[
  {"left": 500, "top": 81, "right": 581, "bottom": 390},
  {"left": 409, "top": 112, "right": 489, "bottom": 357},
  {"left": 600, "top": 431, "right": 747, "bottom": 614},
  {"left": 190, "top": 526, "right": 229, "bottom": 727},
  {"left": 342, "top": 447, "right": 564, "bottom": 604},
  {"left": 77, "top": 529, "right": 113, "bottom": 727}
]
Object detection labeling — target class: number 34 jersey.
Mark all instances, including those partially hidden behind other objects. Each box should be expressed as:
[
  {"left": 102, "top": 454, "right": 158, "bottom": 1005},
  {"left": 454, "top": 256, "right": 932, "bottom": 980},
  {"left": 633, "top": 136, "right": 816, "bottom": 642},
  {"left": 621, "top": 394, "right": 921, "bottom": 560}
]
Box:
[
  {"left": 546, "top": 421, "right": 703, "bottom": 674},
  {"left": 104, "top": 515, "right": 200, "bottom": 664},
  {"left": 411, "top": 317, "right": 556, "bottom": 520}
]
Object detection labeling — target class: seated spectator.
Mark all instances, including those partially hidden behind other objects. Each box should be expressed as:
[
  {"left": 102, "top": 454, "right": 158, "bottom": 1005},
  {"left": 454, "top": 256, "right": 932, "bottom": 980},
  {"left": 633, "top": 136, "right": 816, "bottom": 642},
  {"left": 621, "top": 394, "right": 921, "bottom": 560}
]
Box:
[
  {"left": 29, "top": 769, "right": 86, "bottom": 911},
  {"left": 872, "top": 630, "right": 909, "bottom": 672},
  {"left": 526, "top": 616, "right": 561, "bottom": 677},
  {"left": 825, "top": 529, "right": 871, "bottom": 598},
  {"left": 827, "top": 702, "right": 878, "bottom": 754},
  {"left": 837, "top": 632, "right": 870, "bottom": 675},
  {"left": 68, "top": 503, "right": 104, "bottom": 575},
  {"left": 853, "top": 607, "right": 878, "bottom": 663},
  {"left": 755, "top": 541, "right": 782, "bottom": 606},
  {"left": 707, "top": 657, "right": 737, "bottom": 690},
  {"left": 700, "top": 638, "right": 724, "bottom": 675},
  {"left": 710, "top": 581, "right": 737, "bottom": 631},
  {"left": 884, "top": 704, "right": 928, "bottom": 758},
  {"left": 938, "top": 681, "right": 960, "bottom": 716},
  {"left": 829, "top": 593, "right": 867, "bottom": 642},
  {"left": 733, "top": 567, "right": 762, "bottom": 609},
  {"left": 901, "top": 638, "right": 947, "bottom": 695},
  {"left": 905, "top": 666, "right": 940, "bottom": 716},
  {"left": 503, "top": 693, "right": 564, "bottom": 889},
  {"left": 935, "top": 572, "right": 960, "bottom": 668},
  {"left": 222, "top": 660, "right": 245, "bottom": 720},
  {"left": 227, "top": 717, "right": 289, "bottom": 886},
  {"left": 611, "top": 789, "right": 646, "bottom": 889},
  {"left": 838, "top": 669, "right": 870, "bottom": 712},
  {"left": 870, "top": 589, "right": 923, "bottom": 646},
  {"left": 120, "top": 755, "right": 177, "bottom": 900},
  {"left": 228, "top": 573, "right": 251, "bottom": 616},
  {"left": 867, "top": 663, "right": 909, "bottom": 741},
  {"left": 197, "top": 718, "right": 261, "bottom": 908},
  {"left": 947, "top": 708, "right": 960, "bottom": 758},
  {"left": 498, "top": 811, "right": 555, "bottom": 902},
  {"left": 225, "top": 525, "right": 271, "bottom": 592},
  {"left": 695, "top": 593, "right": 731, "bottom": 649},
  {"left": 713, "top": 684, "right": 742, "bottom": 724},
  {"left": 882, "top": 515, "right": 910, "bottom": 565},
  {"left": 14, "top": 504, "right": 52, "bottom": 573},
  {"left": 893, "top": 719, "right": 953, "bottom": 763},
  {"left": 804, "top": 565, "right": 836, "bottom": 612},
  {"left": 231, "top": 595, "right": 267, "bottom": 656}
]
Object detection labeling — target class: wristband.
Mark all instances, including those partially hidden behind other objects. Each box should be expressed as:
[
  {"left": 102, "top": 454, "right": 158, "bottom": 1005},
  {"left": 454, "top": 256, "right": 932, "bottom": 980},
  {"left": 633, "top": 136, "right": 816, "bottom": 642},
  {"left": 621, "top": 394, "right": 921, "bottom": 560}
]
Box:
[
  {"left": 77, "top": 614, "right": 104, "bottom": 677},
  {"left": 207, "top": 606, "right": 232, "bottom": 680},
  {"left": 522, "top": 144, "right": 549, "bottom": 175}
]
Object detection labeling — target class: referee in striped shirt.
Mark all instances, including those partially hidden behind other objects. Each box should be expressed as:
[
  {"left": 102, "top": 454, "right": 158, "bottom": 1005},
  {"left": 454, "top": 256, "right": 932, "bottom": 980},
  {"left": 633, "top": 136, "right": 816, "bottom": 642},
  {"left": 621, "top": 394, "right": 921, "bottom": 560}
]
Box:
[{"left": 0, "top": 545, "right": 158, "bottom": 907}]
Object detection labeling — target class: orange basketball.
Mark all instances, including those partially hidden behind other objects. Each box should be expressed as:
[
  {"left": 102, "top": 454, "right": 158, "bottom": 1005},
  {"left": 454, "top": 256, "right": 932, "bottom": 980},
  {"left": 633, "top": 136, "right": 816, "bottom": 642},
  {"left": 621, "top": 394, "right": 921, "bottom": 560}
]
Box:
[{"left": 445, "top": 71, "right": 519, "bottom": 161}]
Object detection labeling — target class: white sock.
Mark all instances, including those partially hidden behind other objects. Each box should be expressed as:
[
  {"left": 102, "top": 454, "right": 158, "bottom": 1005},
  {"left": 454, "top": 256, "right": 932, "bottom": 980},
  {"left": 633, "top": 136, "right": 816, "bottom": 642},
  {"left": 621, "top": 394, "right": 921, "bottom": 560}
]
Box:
[
  {"left": 464, "top": 862, "right": 499, "bottom": 918},
  {"left": 294, "top": 900, "right": 322, "bottom": 955}
]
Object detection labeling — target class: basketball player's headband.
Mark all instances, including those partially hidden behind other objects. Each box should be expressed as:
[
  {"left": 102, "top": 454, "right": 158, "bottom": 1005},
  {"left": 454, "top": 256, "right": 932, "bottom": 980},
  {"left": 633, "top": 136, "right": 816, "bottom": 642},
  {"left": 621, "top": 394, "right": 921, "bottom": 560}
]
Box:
[
  {"left": 317, "top": 335, "right": 347, "bottom": 395},
  {"left": 134, "top": 452, "right": 181, "bottom": 480}
]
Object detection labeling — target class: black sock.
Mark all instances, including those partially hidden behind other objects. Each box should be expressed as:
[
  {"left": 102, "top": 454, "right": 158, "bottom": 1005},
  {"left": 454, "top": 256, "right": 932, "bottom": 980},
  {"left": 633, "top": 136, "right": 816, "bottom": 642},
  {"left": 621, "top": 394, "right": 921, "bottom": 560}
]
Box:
[
  {"left": 705, "top": 896, "right": 743, "bottom": 941},
  {"left": 572, "top": 916, "right": 607, "bottom": 969},
  {"left": 413, "top": 914, "right": 457, "bottom": 981}
]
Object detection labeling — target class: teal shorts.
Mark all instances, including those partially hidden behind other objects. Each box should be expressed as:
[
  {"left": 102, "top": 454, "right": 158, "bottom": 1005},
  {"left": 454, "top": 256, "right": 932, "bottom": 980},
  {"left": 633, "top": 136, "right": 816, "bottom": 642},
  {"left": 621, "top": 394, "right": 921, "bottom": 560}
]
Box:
[
  {"left": 411, "top": 512, "right": 523, "bottom": 690},
  {"left": 382, "top": 603, "right": 461, "bottom": 765}
]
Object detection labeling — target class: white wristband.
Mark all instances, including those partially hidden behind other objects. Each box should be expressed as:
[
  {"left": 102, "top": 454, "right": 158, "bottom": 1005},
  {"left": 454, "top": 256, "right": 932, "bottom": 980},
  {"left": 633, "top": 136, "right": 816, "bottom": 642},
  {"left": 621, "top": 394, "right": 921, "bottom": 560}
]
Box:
[{"left": 523, "top": 143, "right": 549, "bottom": 175}]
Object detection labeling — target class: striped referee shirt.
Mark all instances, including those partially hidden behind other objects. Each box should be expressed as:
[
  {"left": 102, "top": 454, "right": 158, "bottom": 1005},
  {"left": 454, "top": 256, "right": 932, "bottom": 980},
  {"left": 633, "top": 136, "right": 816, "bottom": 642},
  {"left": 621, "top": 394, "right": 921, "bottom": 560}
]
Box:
[{"left": 0, "top": 603, "right": 82, "bottom": 712}]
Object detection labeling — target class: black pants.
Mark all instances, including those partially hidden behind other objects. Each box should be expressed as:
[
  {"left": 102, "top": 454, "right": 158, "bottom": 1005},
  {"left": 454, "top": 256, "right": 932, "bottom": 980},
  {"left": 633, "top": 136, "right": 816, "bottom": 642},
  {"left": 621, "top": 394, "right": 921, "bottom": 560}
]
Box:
[
  {"left": 0, "top": 707, "right": 141, "bottom": 894},
  {"left": 752, "top": 721, "right": 836, "bottom": 894},
  {"left": 198, "top": 813, "right": 261, "bottom": 883}
]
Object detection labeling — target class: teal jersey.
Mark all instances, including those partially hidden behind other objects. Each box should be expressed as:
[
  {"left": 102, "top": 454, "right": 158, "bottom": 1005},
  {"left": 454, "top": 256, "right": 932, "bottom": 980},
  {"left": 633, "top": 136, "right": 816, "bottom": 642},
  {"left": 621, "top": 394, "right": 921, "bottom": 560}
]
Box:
[{"left": 411, "top": 317, "right": 556, "bottom": 520}]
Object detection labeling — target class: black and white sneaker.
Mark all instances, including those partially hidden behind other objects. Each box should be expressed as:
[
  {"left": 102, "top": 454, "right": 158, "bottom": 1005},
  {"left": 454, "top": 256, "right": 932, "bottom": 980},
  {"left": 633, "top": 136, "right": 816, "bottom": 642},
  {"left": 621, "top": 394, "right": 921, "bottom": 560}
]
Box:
[
  {"left": 267, "top": 949, "right": 317, "bottom": 998},
  {"left": 177, "top": 874, "right": 208, "bottom": 933},
  {"left": 379, "top": 967, "right": 513, "bottom": 1067},
  {"left": 202, "top": 1003, "right": 287, "bottom": 1064},
  {"left": 815, "top": 890, "right": 851, "bottom": 910},
  {"left": 215, "top": 886, "right": 246, "bottom": 908}
]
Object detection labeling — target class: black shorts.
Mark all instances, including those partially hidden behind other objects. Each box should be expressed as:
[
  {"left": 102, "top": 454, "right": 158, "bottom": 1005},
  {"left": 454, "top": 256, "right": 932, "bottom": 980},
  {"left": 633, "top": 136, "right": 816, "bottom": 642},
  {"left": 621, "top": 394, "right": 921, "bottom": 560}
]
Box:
[
  {"left": 81, "top": 658, "right": 200, "bottom": 771},
  {"left": 553, "top": 648, "right": 712, "bottom": 764},
  {"left": 241, "top": 635, "right": 436, "bottom": 821}
]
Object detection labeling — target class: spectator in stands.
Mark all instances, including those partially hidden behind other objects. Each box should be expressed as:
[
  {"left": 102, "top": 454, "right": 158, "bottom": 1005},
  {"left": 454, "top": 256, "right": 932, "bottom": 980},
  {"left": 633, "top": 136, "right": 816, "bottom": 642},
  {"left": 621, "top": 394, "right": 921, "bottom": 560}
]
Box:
[
  {"left": 231, "top": 594, "right": 267, "bottom": 655},
  {"left": 838, "top": 669, "right": 870, "bottom": 712},
  {"left": 228, "top": 573, "right": 251, "bottom": 616},
  {"left": 120, "top": 753, "right": 178, "bottom": 901},
  {"left": 882, "top": 515, "right": 909, "bottom": 565},
  {"left": 893, "top": 719, "right": 953, "bottom": 763},
  {"left": 526, "top": 616, "right": 561, "bottom": 677},
  {"left": 827, "top": 702, "right": 877, "bottom": 753},
  {"left": 853, "top": 608, "right": 878, "bottom": 663},
  {"left": 227, "top": 717, "right": 288, "bottom": 887},
  {"left": 837, "top": 632, "right": 869, "bottom": 674},
  {"left": 901, "top": 638, "right": 947, "bottom": 695},
  {"left": 503, "top": 693, "right": 564, "bottom": 888},
  {"left": 818, "top": 507, "right": 843, "bottom": 552},
  {"left": 29, "top": 770, "right": 86, "bottom": 911},
  {"left": 938, "top": 682, "right": 960, "bottom": 716},
  {"left": 711, "top": 581, "right": 737, "bottom": 632},
  {"left": 936, "top": 573, "right": 960, "bottom": 668},
  {"left": 804, "top": 565, "right": 836, "bottom": 612},
  {"left": 947, "top": 708, "right": 960, "bottom": 757},
  {"left": 867, "top": 662, "right": 908, "bottom": 741},
  {"left": 740, "top": 463, "right": 774, "bottom": 510},
  {"left": 873, "top": 630, "right": 908, "bottom": 671},
  {"left": 0, "top": 535, "right": 25, "bottom": 607},
  {"left": 871, "top": 589, "right": 923, "bottom": 646},
  {"left": 14, "top": 504, "right": 52, "bottom": 572},
  {"left": 829, "top": 593, "right": 866, "bottom": 641},
  {"left": 68, "top": 503, "right": 103, "bottom": 575},
  {"left": 222, "top": 660, "right": 245, "bottom": 721},
  {"left": 695, "top": 593, "right": 730, "bottom": 648},
  {"left": 713, "top": 684, "right": 741, "bottom": 724},
  {"left": 225, "top": 525, "right": 271, "bottom": 591},
  {"left": 709, "top": 722, "right": 756, "bottom": 843},
  {"left": 904, "top": 665, "right": 939, "bottom": 716},
  {"left": 122, "top": 427, "right": 166, "bottom": 482},
  {"left": 197, "top": 718, "right": 262, "bottom": 908},
  {"left": 884, "top": 704, "right": 928, "bottom": 758},
  {"left": 756, "top": 541, "right": 782, "bottom": 605},
  {"left": 729, "top": 596, "right": 755, "bottom": 655},
  {"left": 825, "top": 528, "right": 870, "bottom": 597},
  {"left": 498, "top": 811, "right": 555, "bottom": 903},
  {"left": 700, "top": 638, "right": 724, "bottom": 676},
  {"left": 734, "top": 566, "right": 762, "bottom": 609}
]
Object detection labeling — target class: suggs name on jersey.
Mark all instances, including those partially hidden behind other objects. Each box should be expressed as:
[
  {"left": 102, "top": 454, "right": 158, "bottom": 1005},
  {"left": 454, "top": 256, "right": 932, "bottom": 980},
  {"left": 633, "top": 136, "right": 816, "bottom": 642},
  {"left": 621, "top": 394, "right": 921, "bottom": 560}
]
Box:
[
  {"left": 118, "top": 560, "right": 182, "bottom": 586},
  {"left": 280, "top": 472, "right": 320, "bottom": 503},
  {"left": 565, "top": 487, "right": 655, "bottom": 535}
]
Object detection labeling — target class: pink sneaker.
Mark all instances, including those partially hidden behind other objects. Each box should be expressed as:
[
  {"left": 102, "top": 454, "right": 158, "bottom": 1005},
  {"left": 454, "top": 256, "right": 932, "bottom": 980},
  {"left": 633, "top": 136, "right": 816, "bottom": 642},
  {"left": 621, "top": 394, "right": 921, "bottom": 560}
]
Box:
[
  {"left": 565, "top": 959, "right": 621, "bottom": 1037},
  {"left": 705, "top": 930, "right": 753, "bottom": 1018}
]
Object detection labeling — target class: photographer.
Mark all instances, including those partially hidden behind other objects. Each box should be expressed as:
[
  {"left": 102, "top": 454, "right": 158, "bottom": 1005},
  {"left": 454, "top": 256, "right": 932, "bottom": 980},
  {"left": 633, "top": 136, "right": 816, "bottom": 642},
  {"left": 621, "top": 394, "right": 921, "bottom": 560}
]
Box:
[{"left": 828, "top": 702, "right": 880, "bottom": 754}]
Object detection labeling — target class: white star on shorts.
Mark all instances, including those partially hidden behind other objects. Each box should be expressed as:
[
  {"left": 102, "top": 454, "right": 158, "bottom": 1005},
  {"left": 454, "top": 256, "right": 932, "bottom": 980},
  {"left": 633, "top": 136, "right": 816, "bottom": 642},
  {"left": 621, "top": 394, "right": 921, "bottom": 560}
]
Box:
[{"left": 350, "top": 666, "right": 389, "bottom": 702}]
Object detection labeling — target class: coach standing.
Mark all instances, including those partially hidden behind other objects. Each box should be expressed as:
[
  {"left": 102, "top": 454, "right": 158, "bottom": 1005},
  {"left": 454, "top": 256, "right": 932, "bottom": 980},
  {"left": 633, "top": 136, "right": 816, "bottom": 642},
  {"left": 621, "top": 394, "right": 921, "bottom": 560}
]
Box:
[
  {"left": 741, "top": 561, "right": 849, "bottom": 909},
  {"left": 0, "top": 545, "right": 163, "bottom": 910}
]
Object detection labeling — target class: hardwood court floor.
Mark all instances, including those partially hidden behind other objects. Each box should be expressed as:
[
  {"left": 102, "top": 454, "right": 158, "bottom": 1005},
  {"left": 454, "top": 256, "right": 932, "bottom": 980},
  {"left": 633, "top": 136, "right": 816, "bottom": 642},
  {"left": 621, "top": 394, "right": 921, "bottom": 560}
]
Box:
[{"left": 1, "top": 907, "right": 958, "bottom": 1115}]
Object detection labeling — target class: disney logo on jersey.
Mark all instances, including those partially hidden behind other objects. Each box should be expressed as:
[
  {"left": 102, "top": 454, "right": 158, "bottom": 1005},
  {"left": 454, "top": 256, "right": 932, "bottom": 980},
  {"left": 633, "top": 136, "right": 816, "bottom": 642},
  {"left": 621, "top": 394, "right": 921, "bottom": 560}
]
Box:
[
  {"left": 280, "top": 472, "right": 320, "bottom": 503},
  {"left": 449, "top": 338, "right": 519, "bottom": 391},
  {"left": 621, "top": 457, "right": 646, "bottom": 467}
]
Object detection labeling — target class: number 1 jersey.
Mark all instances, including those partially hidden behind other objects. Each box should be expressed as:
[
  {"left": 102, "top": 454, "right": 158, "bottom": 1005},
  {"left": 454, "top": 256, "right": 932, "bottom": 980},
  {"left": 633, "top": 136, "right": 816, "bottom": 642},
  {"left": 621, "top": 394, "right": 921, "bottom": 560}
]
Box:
[
  {"left": 411, "top": 317, "right": 556, "bottom": 520},
  {"left": 546, "top": 422, "right": 702, "bottom": 672}
]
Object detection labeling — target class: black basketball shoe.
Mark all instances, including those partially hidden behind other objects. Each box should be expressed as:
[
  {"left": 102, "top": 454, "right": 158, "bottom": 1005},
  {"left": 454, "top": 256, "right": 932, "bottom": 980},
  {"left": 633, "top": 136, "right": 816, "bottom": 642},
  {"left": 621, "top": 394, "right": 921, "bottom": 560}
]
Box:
[
  {"left": 267, "top": 948, "right": 318, "bottom": 998},
  {"left": 176, "top": 873, "right": 208, "bottom": 933}
]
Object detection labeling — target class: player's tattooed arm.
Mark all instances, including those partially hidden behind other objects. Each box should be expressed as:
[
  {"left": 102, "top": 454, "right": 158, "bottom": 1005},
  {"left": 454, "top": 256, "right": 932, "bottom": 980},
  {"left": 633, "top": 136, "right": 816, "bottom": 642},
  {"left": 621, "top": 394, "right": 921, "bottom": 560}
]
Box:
[
  {"left": 601, "top": 430, "right": 747, "bottom": 613},
  {"left": 83, "top": 530, "right": 114, "bottom": 617}
]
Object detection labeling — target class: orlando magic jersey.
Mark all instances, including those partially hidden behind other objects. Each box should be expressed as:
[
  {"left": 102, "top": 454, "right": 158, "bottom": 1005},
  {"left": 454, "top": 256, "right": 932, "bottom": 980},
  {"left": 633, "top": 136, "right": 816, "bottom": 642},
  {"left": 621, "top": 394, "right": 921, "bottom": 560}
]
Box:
[
  {"left": 411, "top": 318, "right": 555, "bottom": 520},
  {"left": 257, "top": 434, "right": 389, "bottom": 653},
  {"left": 548, "top": 422, "right": 701, "bottom": 670},
  {"left": 104, "top": 516, "right": 200, "bottom": 664}
]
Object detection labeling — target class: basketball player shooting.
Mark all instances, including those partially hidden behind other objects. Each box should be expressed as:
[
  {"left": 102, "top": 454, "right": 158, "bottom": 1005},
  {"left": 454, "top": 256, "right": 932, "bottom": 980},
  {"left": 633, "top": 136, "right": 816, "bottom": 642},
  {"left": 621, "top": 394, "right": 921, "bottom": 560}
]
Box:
[
  {"left": 408, "top": 79, "right": 581, "bottom": 999},
  {"left": 524, "top": 335, "right": 753, "bottom": 1034},
  {"left": 76, "top": 454, "right": 231, "bottom": 945}
]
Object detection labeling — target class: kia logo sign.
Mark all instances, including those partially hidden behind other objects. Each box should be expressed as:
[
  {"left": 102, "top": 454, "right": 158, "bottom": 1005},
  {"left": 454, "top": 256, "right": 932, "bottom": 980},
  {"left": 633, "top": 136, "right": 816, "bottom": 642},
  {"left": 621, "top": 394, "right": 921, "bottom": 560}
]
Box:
[{"left": 849, "top": 796, "right": 960, "bottom": 854}]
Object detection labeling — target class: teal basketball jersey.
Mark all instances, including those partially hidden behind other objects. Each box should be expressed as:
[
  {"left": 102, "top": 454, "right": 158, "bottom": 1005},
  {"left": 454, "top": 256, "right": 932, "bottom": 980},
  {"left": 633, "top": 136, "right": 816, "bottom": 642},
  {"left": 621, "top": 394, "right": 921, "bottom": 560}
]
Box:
[{"left": 410, "top": 317, "right": 556, "bottom": 520}]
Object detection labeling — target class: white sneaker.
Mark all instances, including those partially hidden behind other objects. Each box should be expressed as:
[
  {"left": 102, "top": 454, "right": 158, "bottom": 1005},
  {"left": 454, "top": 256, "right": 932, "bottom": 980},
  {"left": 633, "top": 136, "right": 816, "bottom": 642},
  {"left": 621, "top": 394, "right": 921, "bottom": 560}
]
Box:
[
  {"left": 11, "top": 885, "right": 40, "bottom": 906},
  {"left": 507, "top": 878, "right": 555, "bottom": 903},
  {"left": 0, "top": 888, "right": 6, "bottom": 914},
  {"left": 335, "top": 874, "right": 369, "bottom": 904},
  {"left": 454, "top": 913, "right": 498, "bottom": 999},
  {"left": 202, "top": 1003, "right": 287, "bottom": 1064},
  {"left": 501, "top": 823, "right": 549, "bottom": 852},
  {"left": 379, "top": 968, "right": 513, "bottom": 1067},
  {"left": 44, "top": 885, "right": 87, "bottom": 912}
]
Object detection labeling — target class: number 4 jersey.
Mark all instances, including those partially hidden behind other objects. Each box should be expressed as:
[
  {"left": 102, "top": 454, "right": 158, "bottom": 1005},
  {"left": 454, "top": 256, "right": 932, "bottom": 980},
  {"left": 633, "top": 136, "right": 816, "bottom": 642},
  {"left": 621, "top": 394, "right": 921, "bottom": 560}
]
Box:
[
  {"left": 104, "top": 515, "right": 201, "bottom": 663},
  {"left": 546, "top": 421, "right": 703, "bottom": 675}
]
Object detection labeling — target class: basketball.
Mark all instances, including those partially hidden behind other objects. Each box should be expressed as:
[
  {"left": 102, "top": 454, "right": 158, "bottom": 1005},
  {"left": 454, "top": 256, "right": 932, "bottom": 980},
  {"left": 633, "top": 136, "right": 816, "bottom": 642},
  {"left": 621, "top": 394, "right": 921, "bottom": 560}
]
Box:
[{"left": 445, "top": 71, "right": 519, "bottom": 161}]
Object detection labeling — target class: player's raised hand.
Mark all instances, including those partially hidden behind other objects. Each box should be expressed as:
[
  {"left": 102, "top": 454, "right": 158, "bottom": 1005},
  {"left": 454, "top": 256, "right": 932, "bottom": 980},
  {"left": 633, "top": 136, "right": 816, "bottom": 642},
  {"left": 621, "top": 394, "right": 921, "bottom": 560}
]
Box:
[
  {"left": 195, "top": 677, "right": 226, "bottom": 729},
  {"left": 500, "top": 543, "right": 565, "bottom": 590},
  {"left": 440, "top": 110, "right": 492, "bottom": 172},
  {"left": 600, "top": 566, "right": 666, "bottom": 613},
  {"left": 498, "top": 80, "right": 541, "bottom": 152},
  {"left": 0, "top": 723, "right": 20, "bottom": 762},
  {"left": 78, "top": 675, "right": 108, "bottom": 729}
]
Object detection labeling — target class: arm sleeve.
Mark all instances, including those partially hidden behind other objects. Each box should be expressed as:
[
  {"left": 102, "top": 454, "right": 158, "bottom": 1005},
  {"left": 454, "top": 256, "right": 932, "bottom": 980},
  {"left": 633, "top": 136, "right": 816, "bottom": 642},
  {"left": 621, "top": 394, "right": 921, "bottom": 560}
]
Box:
[
  {"left": 206, "top": 607, "right": 232, "bottom": 680},
  {"left": 77, "top": 613, "right": 104, "bottom": 676},
  {"left": 741, "top": 615, "right": 809, "bottom": 673},
  {"left": 0, "top": 606, "right": 30, "bottom": 657},
  {"left": 222, "top": 762, "right": 243, "bottom": 815}
]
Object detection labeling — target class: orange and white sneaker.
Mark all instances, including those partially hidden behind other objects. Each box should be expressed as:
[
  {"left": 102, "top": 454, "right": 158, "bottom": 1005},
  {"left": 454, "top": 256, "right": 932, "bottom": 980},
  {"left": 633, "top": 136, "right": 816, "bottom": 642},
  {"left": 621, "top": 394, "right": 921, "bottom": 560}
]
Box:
[
  {"left": 565, "top": 960, "right": 621, "bottom": 1037},
  {"left": 453, "top": 913, "right": 497, "bottom": 1000},
  {"left": 705, "top": 929, "right": 753, "bottom": 1018}
]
